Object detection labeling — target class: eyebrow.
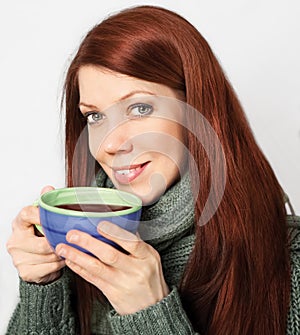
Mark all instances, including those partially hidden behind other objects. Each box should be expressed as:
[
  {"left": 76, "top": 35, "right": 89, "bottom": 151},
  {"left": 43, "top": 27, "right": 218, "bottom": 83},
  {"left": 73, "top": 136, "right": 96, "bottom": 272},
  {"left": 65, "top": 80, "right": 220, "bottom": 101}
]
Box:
[{"left": 78, "top": 90, "right": 155, "bottom": 110}]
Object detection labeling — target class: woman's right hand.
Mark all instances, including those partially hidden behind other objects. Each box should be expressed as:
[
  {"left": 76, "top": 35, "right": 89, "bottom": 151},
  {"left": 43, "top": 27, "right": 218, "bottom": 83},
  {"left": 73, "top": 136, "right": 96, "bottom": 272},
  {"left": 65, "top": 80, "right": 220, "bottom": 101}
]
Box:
[{"left": 6, "top": 186, "right": 65, "bottom": 284}]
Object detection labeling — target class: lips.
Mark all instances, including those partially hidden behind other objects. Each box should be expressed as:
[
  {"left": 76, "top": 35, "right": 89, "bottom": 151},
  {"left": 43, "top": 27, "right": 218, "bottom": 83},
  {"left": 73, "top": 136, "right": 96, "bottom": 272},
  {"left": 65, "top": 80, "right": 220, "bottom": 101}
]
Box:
[{"left": 113, "top": 162, "right": 150, "bottom": 184}]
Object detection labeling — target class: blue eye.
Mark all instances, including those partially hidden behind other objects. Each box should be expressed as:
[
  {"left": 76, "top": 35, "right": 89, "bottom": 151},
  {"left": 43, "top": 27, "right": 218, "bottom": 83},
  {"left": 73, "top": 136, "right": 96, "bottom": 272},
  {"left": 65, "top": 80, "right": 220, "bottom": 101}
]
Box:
[
  {"left": 85, "top": 112, "right": 105, "bottom": 125},
  {"left": 128, "top": 103, "right": 153, "bottom": 118}
]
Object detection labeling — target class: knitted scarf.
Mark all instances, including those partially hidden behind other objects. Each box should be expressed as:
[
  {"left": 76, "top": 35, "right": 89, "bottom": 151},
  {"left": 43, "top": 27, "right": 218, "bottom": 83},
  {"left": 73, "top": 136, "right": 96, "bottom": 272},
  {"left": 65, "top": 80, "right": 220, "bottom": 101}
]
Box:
[{"left": 95, "top": 170, "right": 195, "bottom": 253}]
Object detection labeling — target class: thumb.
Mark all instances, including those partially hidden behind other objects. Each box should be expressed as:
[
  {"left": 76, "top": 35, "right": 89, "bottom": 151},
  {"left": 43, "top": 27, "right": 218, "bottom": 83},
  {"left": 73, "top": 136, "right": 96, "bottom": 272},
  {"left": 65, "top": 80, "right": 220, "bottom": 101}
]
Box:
[
  {"left": 33, "top": 185, "right": 55, "bottom": 236},
  {"left": 40, "top": 185, "right": 55, "bottom": 195}
]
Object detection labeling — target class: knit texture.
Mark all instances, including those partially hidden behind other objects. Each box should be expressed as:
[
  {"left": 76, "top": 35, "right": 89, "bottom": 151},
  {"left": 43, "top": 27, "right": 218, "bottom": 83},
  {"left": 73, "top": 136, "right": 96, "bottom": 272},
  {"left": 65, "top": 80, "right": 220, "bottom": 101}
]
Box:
[
  {"left": 5, "top": 172, "right": 300, "bottom": 334},
  {"left": 286, "top": 215, "right": 300, "bottom": 333},
  {"left": 6, "top": 269, "right": 76, "bottom": 335},
  {"left": 108, "top": 286, "right": 196, "bottom": 334},
  {"left": 95, "top": 170, "right": 195, "bottom": 252}
]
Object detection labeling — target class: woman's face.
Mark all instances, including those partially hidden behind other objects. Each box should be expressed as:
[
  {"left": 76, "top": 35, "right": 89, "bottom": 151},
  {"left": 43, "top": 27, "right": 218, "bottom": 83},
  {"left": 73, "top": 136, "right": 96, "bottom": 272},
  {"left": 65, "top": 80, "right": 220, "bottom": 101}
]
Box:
[{"left": 78, "top": 65, "right": 187, "bottom": 205}]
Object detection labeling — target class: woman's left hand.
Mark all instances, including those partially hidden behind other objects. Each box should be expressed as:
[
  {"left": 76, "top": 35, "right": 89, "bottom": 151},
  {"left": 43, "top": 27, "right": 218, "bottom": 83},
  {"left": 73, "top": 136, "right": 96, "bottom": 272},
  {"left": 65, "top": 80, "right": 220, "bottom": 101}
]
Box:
[{"left": 55, "top": 221, "right": 169, "bottom": 315}]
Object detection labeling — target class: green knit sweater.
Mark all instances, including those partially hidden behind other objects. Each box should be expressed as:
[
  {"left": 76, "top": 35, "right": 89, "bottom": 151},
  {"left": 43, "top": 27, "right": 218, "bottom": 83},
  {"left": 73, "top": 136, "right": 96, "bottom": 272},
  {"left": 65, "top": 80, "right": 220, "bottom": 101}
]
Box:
[{"left": 5, "top": 174, "right": 300, "bottom": 334}]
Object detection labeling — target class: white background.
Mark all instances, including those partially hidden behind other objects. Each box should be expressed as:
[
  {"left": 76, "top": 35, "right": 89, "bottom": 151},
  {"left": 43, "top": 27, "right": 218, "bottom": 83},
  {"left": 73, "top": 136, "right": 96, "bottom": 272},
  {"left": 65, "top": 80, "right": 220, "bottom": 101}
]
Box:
[{"left": 0, "top": 0, "right": 299, "bottom": 332}]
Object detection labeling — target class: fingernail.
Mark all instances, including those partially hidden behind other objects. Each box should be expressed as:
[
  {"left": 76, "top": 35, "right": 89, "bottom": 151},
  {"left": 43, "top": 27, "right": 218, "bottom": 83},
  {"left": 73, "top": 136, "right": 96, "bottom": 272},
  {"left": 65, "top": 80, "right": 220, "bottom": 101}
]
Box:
[
  {"left": 68, "top": 233, "right": 79, "bottom": 243},
  {"left": 57, "top": 247, "right": 66, "bottom": 257},
  {"left": 98, "top": 221, "right": 110, "bottom": 233}
]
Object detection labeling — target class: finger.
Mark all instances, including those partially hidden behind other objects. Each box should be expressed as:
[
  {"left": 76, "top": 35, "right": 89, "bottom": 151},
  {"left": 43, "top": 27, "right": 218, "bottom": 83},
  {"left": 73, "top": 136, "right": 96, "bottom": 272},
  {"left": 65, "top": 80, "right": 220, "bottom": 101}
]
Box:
[
  {"left": 64, "top": 258, "right": 107, "bottom": 288},
  {"left": 14, "top": 206, "right": 40, "bottom": 231},
  {"left": 18, "top": 260, "right": 65, "bottom": 283},
  {"left": 40, "top": 185, "right": 55, "bottom": 195},
  {"left": 7, "top": 235, "right": 54, "bottom": 255},
  {"left": 97, "top": 221, "right": 148, "bottom": 258},
  {"left": 12, "top": 250, "right": 63, "bottom": 268},
  {"left": 55, "top": 243, "right": 110, "bottom": 285},
  {"left": 12, "top": 186, "right": 54, "bottom": 232},
  {"left": 65, "top": 230, "right": 125, "bottom": 267}
]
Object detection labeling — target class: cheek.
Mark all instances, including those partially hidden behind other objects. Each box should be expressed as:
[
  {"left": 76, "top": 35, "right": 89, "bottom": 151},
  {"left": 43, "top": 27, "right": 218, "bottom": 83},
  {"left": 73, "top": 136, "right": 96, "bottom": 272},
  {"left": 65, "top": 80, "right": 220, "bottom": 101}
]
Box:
[
  {"left": 159, "top": 125, "right": 188, "bottom": 178},
  {"left": 88, "top": 128, "right": 105, "bottom": 159},
  {"left": 153, "top": 124, "right": 185, "bottom": 161}
]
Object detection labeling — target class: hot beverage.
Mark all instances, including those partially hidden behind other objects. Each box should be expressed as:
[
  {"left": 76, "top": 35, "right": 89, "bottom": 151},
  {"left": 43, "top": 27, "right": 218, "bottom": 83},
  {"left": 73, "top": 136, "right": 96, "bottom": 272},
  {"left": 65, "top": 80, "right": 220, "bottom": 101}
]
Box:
[{"left": 55, "top": 203, "right": 131, "bottom": 213}]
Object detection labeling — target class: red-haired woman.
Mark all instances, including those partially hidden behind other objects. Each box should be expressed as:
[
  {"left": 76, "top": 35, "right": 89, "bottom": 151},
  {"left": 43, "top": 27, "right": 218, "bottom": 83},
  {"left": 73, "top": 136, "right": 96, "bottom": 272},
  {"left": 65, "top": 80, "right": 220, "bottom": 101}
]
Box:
[{"left": 6, "top": 5, "right": 300, "bottom": 335}]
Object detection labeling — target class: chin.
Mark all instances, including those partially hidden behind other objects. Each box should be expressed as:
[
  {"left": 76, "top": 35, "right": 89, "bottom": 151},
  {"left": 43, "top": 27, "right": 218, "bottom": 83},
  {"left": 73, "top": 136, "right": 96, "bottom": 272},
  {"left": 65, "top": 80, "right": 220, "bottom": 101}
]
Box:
[
  {"left": 138, "top": 193, "right": 161, "bottom": 206},
  {"left": 111, "top": 173, "right": 171, "bottom": 206},
  {"left": 130, "top": 183, "right": 168, "bottom": 206}
]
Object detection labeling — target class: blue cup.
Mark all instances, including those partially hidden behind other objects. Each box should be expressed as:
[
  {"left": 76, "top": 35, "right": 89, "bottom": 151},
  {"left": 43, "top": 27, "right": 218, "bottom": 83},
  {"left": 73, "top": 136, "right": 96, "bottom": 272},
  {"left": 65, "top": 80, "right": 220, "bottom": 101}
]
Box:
[{"left": 35, "top": 187, "right": 142, "bottom": 255}]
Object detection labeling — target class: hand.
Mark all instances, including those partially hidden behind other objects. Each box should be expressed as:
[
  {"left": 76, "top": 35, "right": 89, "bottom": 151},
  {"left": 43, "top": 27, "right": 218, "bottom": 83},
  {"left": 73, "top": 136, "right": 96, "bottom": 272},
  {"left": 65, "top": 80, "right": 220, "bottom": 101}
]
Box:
[
  {"left": 6, "top": 186, "right": 65, "bottom": 284},
  {"left": 55, "top": 221, "right": 169, "bottom": 315}
]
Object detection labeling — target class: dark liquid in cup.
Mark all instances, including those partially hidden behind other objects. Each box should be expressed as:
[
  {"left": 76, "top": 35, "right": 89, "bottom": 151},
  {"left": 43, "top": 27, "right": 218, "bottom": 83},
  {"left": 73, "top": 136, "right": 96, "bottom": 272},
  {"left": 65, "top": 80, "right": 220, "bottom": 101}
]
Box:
[{"left": 56, "top": 204, "right": 131, "bottom": 212}]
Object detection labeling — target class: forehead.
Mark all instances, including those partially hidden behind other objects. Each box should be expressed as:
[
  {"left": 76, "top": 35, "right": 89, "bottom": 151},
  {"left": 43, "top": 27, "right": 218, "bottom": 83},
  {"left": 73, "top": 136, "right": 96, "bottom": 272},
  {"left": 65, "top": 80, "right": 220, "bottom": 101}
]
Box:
[
  {"left": 78, "top": 65, "right": 148, "bottom": 90},
  {"left": 77, "top": 65, "right": 179, "bottom": 108}
]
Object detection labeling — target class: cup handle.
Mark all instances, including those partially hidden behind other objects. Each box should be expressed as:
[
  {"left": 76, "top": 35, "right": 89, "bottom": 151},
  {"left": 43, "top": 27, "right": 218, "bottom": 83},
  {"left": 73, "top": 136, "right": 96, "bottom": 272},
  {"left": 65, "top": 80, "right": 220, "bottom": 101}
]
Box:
[{"left": 32, "top": 199, "right": 44, "bottom": 236}]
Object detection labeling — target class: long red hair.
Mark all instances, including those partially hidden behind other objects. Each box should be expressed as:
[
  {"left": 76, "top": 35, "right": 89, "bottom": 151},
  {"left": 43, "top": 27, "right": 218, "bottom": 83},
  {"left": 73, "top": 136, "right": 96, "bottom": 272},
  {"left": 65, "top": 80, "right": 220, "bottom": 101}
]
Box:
[{"left": 64, "top": 5, "right": 290, "bottom": 335}]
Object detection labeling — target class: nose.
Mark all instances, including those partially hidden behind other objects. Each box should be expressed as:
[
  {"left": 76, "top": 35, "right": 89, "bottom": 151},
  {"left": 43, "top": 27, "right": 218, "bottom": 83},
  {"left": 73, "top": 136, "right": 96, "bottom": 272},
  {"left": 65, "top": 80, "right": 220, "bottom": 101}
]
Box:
[{"left": 102, "top": 125, "right": 133, "bottom": 155}]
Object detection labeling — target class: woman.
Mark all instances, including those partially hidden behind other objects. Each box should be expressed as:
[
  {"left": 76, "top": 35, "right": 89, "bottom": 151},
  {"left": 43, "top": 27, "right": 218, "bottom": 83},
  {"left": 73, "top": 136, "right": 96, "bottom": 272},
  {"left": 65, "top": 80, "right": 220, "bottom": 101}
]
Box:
[{"left": 6, "top": 5, "right": 300, "bottom": 335}]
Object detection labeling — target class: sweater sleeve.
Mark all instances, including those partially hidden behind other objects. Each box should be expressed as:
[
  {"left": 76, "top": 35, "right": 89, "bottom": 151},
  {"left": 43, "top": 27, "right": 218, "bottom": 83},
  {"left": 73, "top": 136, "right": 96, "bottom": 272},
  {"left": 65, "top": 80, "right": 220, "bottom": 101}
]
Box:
[
  {"left": 108, "top": 286, "right": 199, "bottom": 335},
  {"left": 5, "top": 269, "right": 77, "bottom": 335}
]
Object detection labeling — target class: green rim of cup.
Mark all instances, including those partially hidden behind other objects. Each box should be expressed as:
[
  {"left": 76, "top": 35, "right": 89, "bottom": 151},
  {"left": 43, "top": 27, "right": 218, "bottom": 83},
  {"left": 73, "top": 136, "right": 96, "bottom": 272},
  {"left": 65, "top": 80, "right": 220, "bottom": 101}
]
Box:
[{"left": 37, "top": 187, "right": 142, "bottom": 217}]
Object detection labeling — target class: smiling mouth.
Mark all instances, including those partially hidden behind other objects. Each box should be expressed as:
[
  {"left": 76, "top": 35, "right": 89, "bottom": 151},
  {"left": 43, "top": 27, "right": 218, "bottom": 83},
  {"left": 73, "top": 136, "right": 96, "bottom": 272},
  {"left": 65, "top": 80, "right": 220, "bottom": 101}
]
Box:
[{"left": 113, "top": 161, "right": 150, "bottom": 184}]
